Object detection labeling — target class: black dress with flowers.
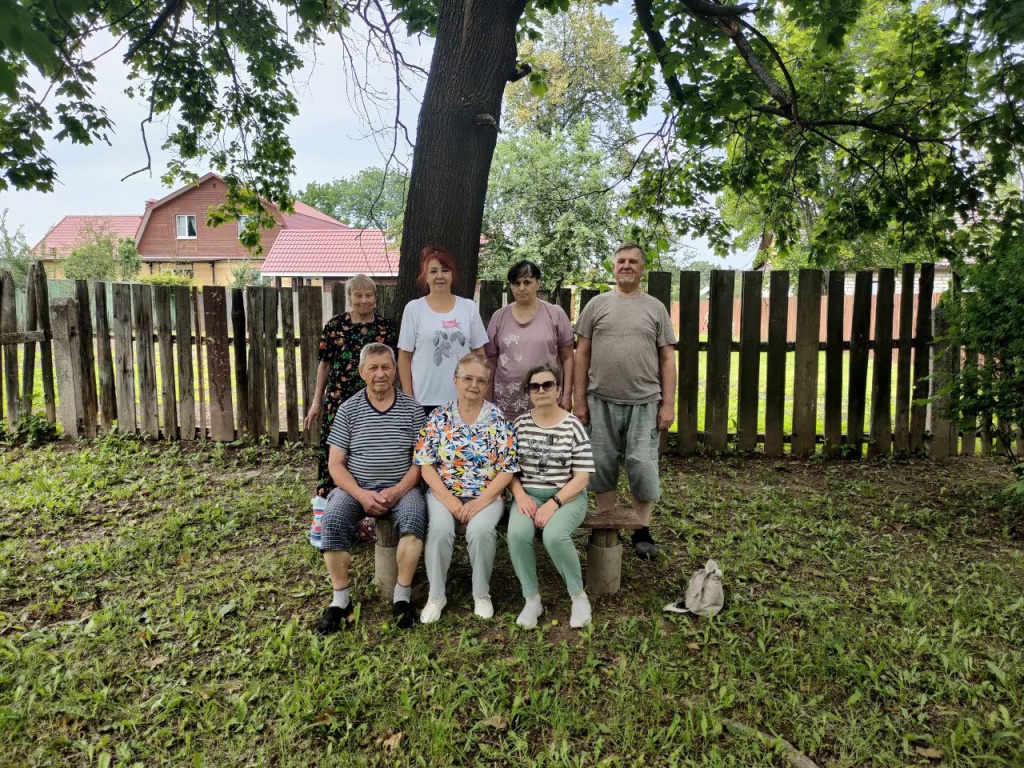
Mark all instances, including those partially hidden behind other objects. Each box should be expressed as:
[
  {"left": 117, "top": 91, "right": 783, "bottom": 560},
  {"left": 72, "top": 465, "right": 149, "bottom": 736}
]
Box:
[{"left": 316, "top": 312, "right": 398, "bottom": 497}]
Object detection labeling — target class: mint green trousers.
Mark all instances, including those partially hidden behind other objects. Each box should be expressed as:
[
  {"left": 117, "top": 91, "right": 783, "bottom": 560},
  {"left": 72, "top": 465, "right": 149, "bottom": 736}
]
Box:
[{"left": 507, "top": 487, "right": 587, "bottom": 598}]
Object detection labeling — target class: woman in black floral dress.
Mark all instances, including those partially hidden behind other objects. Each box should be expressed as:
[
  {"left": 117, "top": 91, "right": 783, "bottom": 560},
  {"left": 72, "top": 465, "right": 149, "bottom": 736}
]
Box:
[{"left": 304, "top": 275, "right": 398, "bottom": 498}]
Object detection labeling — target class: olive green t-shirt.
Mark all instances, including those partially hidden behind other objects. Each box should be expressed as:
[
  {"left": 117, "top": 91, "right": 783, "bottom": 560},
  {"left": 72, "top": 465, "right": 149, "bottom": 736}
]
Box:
[{"left": 575, "top": 290, "right": 676, "bottom": 404}]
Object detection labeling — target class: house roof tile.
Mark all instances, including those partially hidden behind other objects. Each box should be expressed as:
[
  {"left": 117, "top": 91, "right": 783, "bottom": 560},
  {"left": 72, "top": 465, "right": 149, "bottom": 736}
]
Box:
[
  {"left": 31, "top": 215, "right": 143, "bottom": 257},
  {"left": 260, "top": 229, "right": 397, "bottom": 276}
]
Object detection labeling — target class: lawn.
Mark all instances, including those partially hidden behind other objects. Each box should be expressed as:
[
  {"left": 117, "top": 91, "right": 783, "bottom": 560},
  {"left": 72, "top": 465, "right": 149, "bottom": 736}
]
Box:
[{"left": 1, "top": 437, "right": 1022, "bottom": 767}]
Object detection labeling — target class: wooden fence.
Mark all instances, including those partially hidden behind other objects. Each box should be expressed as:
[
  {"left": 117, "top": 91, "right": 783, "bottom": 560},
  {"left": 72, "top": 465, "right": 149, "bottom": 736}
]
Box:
[{"left": 0, "top": 262, "right": 1004, "bottom": 458}]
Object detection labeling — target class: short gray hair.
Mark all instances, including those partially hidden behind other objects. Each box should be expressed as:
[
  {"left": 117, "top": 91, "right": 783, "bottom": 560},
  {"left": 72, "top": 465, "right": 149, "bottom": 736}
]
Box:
[
  {"left": 345, "top": 274, "right": 377, "bottom": 303},
  {"left": 454, "top": 351, "right": 490, "bottom": 380},
  {"left": 614, "top": 241, "right": 646, "bottom": 260},
  {"left": 521, "top": 362, "right": 562, "bottom": 394},
  {"left": 359, "top": 343, "right": 395, "bottom": 366}
]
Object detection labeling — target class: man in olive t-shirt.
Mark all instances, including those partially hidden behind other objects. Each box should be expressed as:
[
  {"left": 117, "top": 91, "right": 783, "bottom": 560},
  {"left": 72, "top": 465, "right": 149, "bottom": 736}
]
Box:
[{"left": 573, "top": 242, "right": 677, "bottom": 559}]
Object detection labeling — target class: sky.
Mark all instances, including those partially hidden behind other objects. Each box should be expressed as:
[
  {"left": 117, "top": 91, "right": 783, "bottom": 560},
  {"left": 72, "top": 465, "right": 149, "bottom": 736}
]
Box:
[{"left": 0, "top": 6, "right": 756, "bottom": 270}]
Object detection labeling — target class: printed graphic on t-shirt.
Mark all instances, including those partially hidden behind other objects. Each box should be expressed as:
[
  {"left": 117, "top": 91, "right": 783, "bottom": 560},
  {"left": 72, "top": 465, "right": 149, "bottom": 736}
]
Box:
[{"left": 432, "top": 319, "right": 466, "bottom": 366}]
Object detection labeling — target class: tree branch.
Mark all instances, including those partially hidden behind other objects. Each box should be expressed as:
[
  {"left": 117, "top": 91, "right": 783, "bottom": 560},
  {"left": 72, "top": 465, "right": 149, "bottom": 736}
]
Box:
[{"left": 633, "top": 0, "right": 688, "bottom": 106}]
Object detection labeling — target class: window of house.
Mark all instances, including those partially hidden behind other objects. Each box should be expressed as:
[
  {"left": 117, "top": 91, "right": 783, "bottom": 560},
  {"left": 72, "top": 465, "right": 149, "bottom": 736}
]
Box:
[
  {"left": 176, "top": 214, "right": 198, "bottom": 239},
  {"left": 237, "top": 214, "right": 254, "bottom": 239}
]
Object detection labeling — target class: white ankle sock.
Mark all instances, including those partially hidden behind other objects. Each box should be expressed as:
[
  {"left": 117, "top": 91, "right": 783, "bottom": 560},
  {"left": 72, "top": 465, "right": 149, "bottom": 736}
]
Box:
[
  {"left": 516, "top": 594, "right": 544, "bottom": 627},
  {"left": 331, "top": 587, "right": 351, "bottom": 609}
]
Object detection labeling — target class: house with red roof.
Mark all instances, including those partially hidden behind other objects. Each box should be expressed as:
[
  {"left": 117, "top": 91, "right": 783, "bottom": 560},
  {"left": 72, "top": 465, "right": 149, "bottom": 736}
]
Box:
[{"left": 32, "top": 172, "right": 397, "bottom": 287}]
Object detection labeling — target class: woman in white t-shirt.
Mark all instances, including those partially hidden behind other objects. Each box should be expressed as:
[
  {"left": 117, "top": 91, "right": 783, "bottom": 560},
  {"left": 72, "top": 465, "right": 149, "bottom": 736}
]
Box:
[{"left": 398, "top": 245, "right": 488, "bottom": 415}]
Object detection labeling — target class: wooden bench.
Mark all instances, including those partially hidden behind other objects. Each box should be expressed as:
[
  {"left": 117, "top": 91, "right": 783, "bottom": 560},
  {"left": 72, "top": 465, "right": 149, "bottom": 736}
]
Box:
[{"left": 374, "top": 507, "right": 643, "bottom": 600}]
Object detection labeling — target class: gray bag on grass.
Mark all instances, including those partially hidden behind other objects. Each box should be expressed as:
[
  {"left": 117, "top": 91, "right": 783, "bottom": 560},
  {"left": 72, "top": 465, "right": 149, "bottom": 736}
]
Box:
[{"left": 663, "top": 559, "right": 724, "bottom": 617}]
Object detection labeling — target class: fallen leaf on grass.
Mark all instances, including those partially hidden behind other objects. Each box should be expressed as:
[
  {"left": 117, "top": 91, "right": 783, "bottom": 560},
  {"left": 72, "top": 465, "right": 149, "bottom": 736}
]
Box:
[
  {"left": 217, "top": 602, "right": 236, "bottom": 617},
  {"left": 892, "top": 523, "right": 905, "bottom": 532},
  {"left": 144, "top": 656, "right": 167, "bottom": 669},
  {"left": 687, "top": 642, "right": 700, "bottom": 650},
  {"left": 377, "top": 732, "right": 403, "bottom": 750},
  {"left": 915, "top": 746, "right": 943, "bottom": 759},
  {"left": 482, "top": 715, "right": 509, "bottom": 730},
  {"left": 867, "top": 576, "right": 884, "bottom": 583}
]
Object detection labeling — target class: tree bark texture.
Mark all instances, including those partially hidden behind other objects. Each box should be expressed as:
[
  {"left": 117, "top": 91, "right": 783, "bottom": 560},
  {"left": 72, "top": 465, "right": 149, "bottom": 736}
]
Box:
[{"left": 396, "top": 0, "right": 527, "bottom": 310}]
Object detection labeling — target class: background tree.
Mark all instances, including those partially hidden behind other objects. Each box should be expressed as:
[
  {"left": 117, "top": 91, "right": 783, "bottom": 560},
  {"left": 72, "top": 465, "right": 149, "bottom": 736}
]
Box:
[
  {"left": 0, "top": 209, "right": 33, "bottom": 289},
  {"left": 296, "top": 168, "right": 409, "bottom": 235},
  {"left": 62, "top": 225, "right": 140, "bottom": 281}
]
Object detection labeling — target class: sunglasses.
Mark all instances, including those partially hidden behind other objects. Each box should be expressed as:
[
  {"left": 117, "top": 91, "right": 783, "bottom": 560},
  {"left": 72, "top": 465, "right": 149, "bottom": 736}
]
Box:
[{"left": 527, "top": 380, "right": 558, "bottom": 393}]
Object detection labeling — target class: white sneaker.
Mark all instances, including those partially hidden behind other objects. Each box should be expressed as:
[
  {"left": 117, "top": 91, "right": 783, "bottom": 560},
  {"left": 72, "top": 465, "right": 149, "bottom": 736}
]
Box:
[
  {"left": 473, "top": 596, "right": 494, "bottom": 619},
  {"left": 570, "top": 593, "right": 592, "bottom": 628},
  {"left": 516, "top": 596, "right": 544, "bottom": 628},
  {"left": 420, "top": 596, "right": 447, "bottom": 624}
]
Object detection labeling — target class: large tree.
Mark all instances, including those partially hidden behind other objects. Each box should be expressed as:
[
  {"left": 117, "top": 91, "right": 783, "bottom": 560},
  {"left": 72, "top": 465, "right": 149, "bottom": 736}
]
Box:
[
  {"left": 3, "top": 0, "right": 1024, "bottom": 308},
  {"left": 296, "top": 168, "right": 409, "bottom": 235}
]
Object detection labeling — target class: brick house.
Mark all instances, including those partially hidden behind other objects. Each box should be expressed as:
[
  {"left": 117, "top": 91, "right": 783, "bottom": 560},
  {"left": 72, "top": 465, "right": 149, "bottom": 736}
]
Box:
[
  {"left": 32, "top": 172, "right": 387, "bottom": 287},
  {"left": 258, "top": 228, "right": 398, "bottom": 291}
]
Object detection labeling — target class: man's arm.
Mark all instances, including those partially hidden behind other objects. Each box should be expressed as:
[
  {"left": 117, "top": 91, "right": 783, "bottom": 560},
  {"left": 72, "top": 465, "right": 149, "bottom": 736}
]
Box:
[
  {"left": 328, "top": 447, "right": 387, "bottom": 514},
  {"left": 558, "top": 343, "right": 574, "bottom": 411},
  {"left": 572, "top": 336, "right": 591, "bottom": 425},
  {"left": 656, "top": 344, "right": 677, "bottom": 430}
]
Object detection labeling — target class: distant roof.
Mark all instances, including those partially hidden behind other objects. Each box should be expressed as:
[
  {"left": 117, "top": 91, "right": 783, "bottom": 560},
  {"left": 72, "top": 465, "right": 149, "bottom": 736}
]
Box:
[
  {"left": 31, "top": 215, "right": 143, "bottom": 257},
  {"left": 260, "top": 229, "right": 397, "bottom": 277}
]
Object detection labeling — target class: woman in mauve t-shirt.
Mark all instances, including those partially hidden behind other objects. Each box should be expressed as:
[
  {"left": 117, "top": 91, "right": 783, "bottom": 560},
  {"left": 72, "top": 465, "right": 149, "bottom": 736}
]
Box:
[{"left": 484, "top": 260, "right": 574, "bottom": 421}]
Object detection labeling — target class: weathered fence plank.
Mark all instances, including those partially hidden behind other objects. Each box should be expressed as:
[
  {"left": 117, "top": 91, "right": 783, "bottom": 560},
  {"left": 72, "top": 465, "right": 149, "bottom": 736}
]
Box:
[
  {"left": 50, "top": 298, "right": 83, "bottom": 438},
  {"left": 893, "top": 263, "right": 916, "bottom": 454},
  {"left": 792, "top": 269, "right": 823, "bottom": 456},
  {"left": 280, "top": 287, "right": 300, "bottom": 443},
  {"left": 262, "top": 286, "right": 280, "bottom": 446},
  {"left": 174, "top": 286, "right": 196, "bottom": 440},
  {"left": 764, "top": 271, "right": 789, "bottom": 456},
  {"left": 193, "top": 288, "right": 207, "bottom": 439},
  {"left": 1, "top": 272, "right": 18, "bottom": 422},
  {"left": 704, "top": 270, "right": 734, "bottom": 451},
  {"left": 677, "top": 271, "right": 700, "bottom": 455},
  {"left": 74, "top": 281, "right": 98, "bottom": 437},
  {"left": 579, "top": 288, "right": 599, "bottom": 314},
  {"left": 132, "top": 283, "right": 159, "bottom": 438},
  {"left": 332, "top": 281, "right": 346, "bottom": 316},
  {"left": 737, "top": 270, "right": 763, "bottom": 452},
  {"left": 93, "top": 283, "right": 117, "bottom": 432},
  {"left": 867, "top": 269, "right": 896, "bottom": 457},
  {"left": 33, "top": 264, "right": 56, "bottom": 423},
  {"left": 479, "top": 280, "right": 504, "bottom": 329},
  {"left": 246, "top": 286, "right": 265, "bottom": 438},
  {"left": 930, "top": 301, "right": 956, "bottom": 457},
  {"left": 378, "top": 284, "right": 397, "bottom": 322},
  {"left": 154, "top": 286, "right": 178, "bottom": 439},
  {"left": 202, "top": 286, "right": 235, "bottom": 441},
  {"left": 557, "top": 287, "right": 572, "bottom": 319},
  {"left": 231, "top": 287, "right": 249, "bottom": 436},
  {"left": 823, "top": 270, "right": 845, "bottom": 457},
  {"left": 648, "top": 271, "right": 673, "bottom": 453},
  {"left": 20, "top": 265, "right": 38, "bottom": 418},
  {"left": 298, "top": 285, "right": 322, "bottom": 446},
  {"left": 846, "top": 271, "right": 873, "bottom": 457},
  {"left": 909, "top": 263, "right": 934, "bottom": 454},
  {"left": 112, "top": 283, "right": 136, "bottom": 434}
]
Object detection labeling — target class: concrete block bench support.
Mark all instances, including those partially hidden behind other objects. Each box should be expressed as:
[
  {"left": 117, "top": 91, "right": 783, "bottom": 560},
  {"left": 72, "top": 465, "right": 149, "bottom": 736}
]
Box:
[
  {"left": 581, "top": 509, "right": 643, "bottom": 596},
  {"left": 374, "top": 517, "right": 398, "bottom": 601}
]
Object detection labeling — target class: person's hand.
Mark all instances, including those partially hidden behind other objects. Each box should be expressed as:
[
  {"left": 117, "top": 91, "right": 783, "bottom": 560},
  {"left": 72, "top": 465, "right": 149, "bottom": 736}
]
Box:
[
  {"left": 441, "top": 493, "right": 464, "bottom": 518},
  {"left": 303, "top": 400, "right": 322, "bottom": 431},
  {"left": 573, "top": 399, "right": 589, "bottom": 426},
  {"left": 515, "top": 493, "right": 537, "bottom": 519},
  {"left": 377, "top": 486, "right": 402, "bottom": 509},
  {"left": 558, "top": 393, "right": 572, "bottom": 412},
  {"left": 534, "top": 500, "right": 557, "bottom": 529},
  {"left": 657, "top": 402, "right": 675, "bottom": 431},
  {"left": 356, "top": 488, "right": 389, "bottom": 517},
  {"left": 458, "top": 497, "right": 489, "bottom": 524}
]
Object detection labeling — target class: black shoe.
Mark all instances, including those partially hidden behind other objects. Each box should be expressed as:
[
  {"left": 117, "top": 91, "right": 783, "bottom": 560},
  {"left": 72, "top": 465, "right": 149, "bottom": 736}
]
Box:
[
  {"left": 393, "top": 600, "right": 416, "bottom": 630},
  {"left": 316, "top": 603, "right": 354, "bottom": 635},
  {"left": 631, "top": 528, "right": 659, "bottom": 560}
]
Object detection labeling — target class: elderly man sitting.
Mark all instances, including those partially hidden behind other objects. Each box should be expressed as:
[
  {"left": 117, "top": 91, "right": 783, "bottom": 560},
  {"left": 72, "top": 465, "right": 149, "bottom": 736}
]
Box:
[{"left": 316, "top": 342, "right": 427, "bottom": 634}]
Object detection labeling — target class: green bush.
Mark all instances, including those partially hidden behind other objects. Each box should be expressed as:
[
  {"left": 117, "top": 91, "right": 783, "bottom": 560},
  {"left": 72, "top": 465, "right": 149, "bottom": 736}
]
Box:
[
  {"left": 0, "top": 413, "right": 59, "bottom": 447},
  {"left": 138, "top": 272, "right": 194, "bottom": 287}
]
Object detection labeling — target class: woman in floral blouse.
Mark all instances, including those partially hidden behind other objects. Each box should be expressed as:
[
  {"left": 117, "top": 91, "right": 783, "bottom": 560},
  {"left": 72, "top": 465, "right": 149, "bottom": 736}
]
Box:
[
  {"left": 304, "top": 274, "right": 398, "bottom": 498},
  {"left": 414, "top": 352, "right": 518, "bottom": 623}
]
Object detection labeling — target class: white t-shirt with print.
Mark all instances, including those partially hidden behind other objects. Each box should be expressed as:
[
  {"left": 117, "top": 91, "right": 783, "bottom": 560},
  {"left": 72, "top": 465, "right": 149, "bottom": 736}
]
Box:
[{"left": 398, "top": 296, "right": 488, "bottom": 406}]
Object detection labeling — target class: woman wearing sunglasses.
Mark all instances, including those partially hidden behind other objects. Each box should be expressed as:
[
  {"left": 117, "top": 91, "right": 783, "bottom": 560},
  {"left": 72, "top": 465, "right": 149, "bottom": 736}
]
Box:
[
  {"left": 414, "top": 352, "right": 519, "bottom": 623},
  {"left": 507, "top": 363, "right": 595, "bottom": 628}
]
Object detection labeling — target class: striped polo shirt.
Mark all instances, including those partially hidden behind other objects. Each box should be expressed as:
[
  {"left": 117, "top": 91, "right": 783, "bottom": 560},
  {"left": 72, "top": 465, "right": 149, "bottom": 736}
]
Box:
[
  {"left": 327, "top": 389, "right": 426, "bottom": 487},
  {"left": 513, "top": 411, "right": 595, "bottom": 490}
]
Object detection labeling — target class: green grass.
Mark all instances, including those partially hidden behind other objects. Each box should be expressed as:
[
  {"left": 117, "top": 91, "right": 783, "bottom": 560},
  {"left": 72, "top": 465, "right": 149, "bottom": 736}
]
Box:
[{"left": 2, "top": 437, "right": 1022, "bottom": 766}]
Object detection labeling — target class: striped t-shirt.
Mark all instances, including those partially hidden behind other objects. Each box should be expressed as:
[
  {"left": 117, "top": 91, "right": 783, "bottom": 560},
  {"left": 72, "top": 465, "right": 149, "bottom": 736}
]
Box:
[
  {"left": 328, "top": 389, "right": 426, "bottom": 487},
  {"left": 513, "top": 411, "right": 595, "bottom": 490}
]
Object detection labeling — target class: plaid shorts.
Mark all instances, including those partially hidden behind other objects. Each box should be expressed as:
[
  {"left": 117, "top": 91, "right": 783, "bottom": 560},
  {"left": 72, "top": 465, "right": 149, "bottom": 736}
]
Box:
[{"left": 320, "top": 484, "right": 426, "bottom": 552}]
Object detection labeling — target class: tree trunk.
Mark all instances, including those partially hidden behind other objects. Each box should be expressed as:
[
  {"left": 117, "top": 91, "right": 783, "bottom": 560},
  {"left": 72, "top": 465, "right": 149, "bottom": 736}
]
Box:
[{"left": 395, "top": 0, "right": 527, "bottom": 311}]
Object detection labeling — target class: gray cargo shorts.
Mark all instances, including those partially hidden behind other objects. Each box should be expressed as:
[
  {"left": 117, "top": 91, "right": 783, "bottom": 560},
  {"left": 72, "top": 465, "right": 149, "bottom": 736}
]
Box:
[{"left": 587, "top": 395, "right": 661, "bottom": 502}]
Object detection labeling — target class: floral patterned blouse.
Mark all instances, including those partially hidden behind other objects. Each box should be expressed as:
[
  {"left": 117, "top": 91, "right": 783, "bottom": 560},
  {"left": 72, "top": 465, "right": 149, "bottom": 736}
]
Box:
[{"left": 413, "top": 400, "right": 519, "bottom": 498}]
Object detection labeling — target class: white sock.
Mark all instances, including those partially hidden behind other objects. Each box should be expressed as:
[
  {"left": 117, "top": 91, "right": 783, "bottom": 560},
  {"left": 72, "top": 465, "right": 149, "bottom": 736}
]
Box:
[
  {"left": 331, "top": 587, "right": 351, "bottom": 609},
  {"left": 393, "top": 582, "right": 412, "bottom": 603},
  {"left": 516, "top": 594, "right": 544, "bottom": 627},
  {"left": 570, "top": 591, "right": 591, "bottom": 628}
]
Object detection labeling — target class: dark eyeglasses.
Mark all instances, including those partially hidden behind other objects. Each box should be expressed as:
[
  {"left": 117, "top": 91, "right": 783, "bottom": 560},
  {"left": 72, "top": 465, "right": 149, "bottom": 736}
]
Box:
[{"left": 527, "top": 380, "right": 557, "bottom": 393}]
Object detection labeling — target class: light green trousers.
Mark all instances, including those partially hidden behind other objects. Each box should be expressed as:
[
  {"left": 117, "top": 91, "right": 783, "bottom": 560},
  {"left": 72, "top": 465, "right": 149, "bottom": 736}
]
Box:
[{"left": 507, "top": 487, "right": 587, "bottom": 598}]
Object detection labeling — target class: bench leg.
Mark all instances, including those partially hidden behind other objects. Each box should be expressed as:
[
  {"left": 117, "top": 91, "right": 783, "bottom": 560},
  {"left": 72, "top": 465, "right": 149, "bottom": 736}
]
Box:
[
  {"left": 374, "top": 517, "right": 398, "bottom": 601},
  {"left": 586, "top": 529, "right": 622, "bottom": 596}
]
